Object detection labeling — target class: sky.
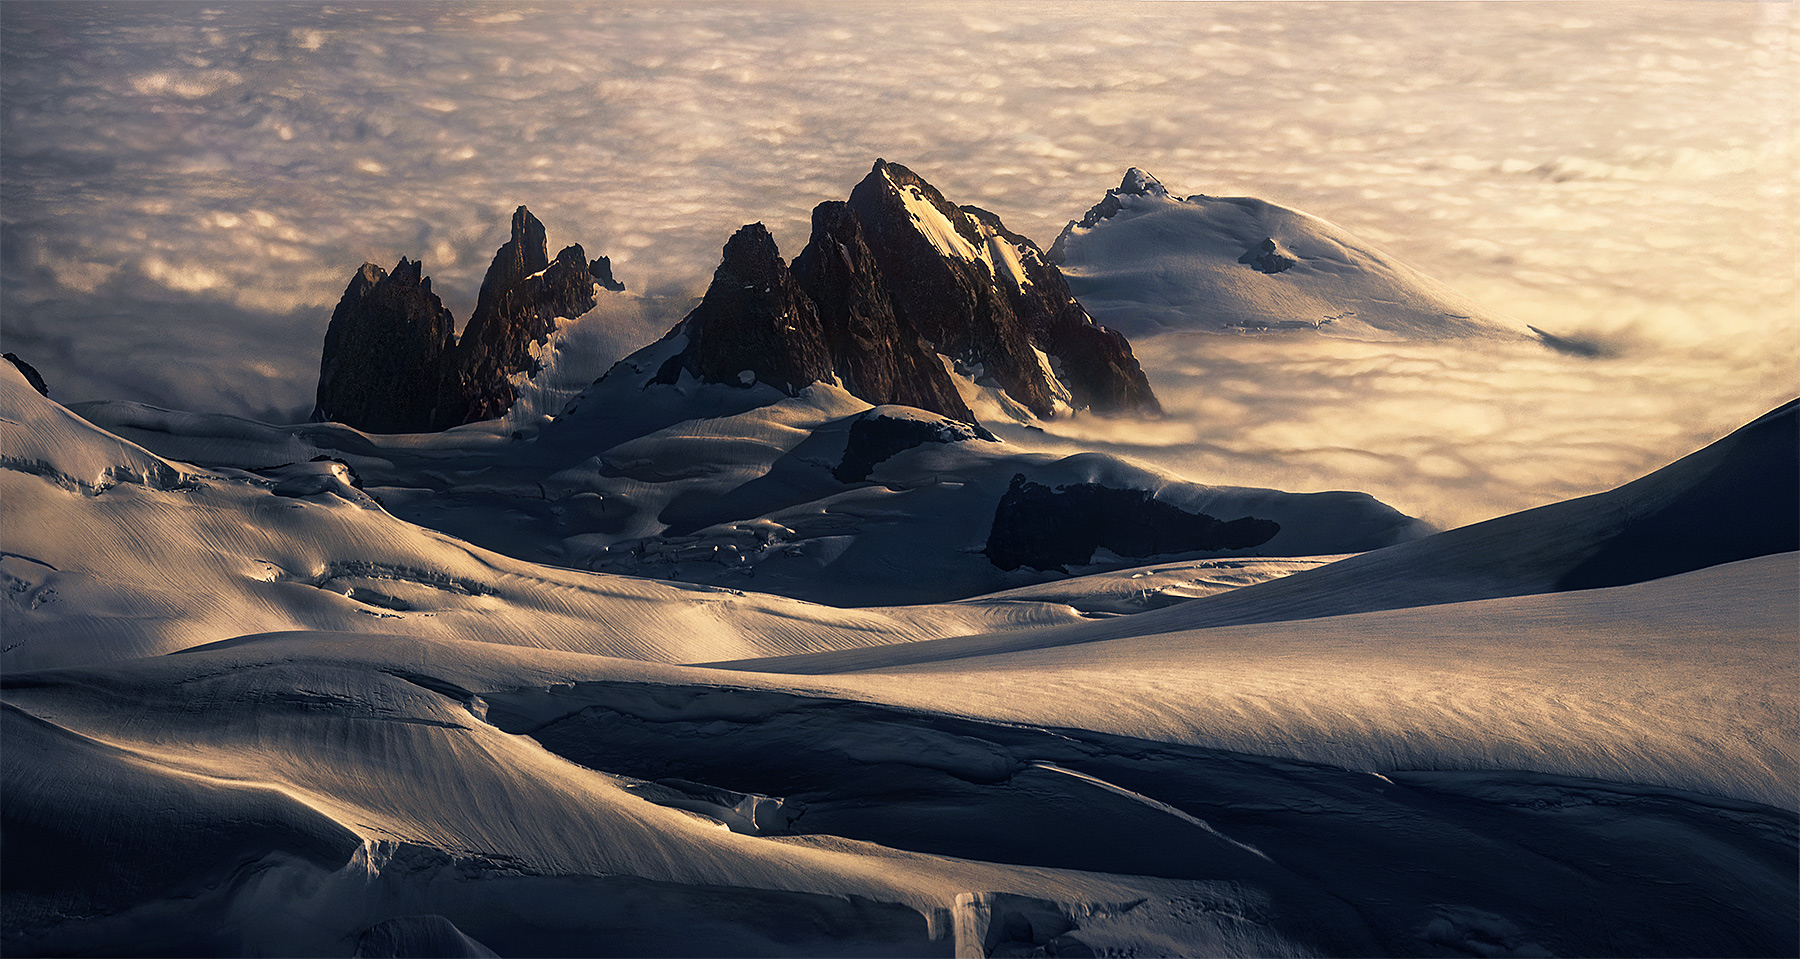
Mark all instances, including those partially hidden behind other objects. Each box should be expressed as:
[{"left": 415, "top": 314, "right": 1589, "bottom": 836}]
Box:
[{"left": 2, "top": 1, "right": 1794, "bottom": 527}]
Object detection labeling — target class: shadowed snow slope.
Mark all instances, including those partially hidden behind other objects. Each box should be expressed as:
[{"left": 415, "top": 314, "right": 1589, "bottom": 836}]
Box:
[
  {"left": 0, "top": 363, "right": 1089, "bottom": 671},
  {"left": 1051, "top": 169, "right": 1532, "bottom": 341},
  {"left": 1010, "top": 396, "right": 1794, "bottom": 635},
  {"left": 716, "top": 398, "right": 1797, "bottom": 678},
  {"left": 55, "top": 337, "right": 1432, "bottom": 607},
  {"left": 5, "top": 584, "right": 1794, "bottom": 955},
  {"left": 4, "top": 365, "right": 1796, "bottom": 954}
]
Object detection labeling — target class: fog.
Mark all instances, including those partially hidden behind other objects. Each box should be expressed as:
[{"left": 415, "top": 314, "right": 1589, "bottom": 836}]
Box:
[{"left": 2, "top": 1, "right": 1792, "bottom": 527}]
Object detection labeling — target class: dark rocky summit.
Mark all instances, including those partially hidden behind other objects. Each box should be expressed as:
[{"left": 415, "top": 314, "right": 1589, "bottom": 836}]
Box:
[
  {"left": 832, "top": 410, "right": 994, "bottom": 483},
  {"left": 657, "top": 223, "right": 835, "bottom": 395},
  {"left": 846, "top": 160, "right": 1159, "bottom": 418},
  {"left": 314, "top": 162, "right": 1160, "bottom": 433},
  {"left": 3, "top": 353, "right": 49, "bottom": 396},
  {"left": 313, "top": 206, "right": 614, "bottom": 432},
  {"left": 311, "top": 258, "right": 456, "bottom": 433},
  {"left": 983, "top": 473, "right": 1281, "bottom": 572},
  {"left": 792, "top": 202, "right": 977, "bottom": 423},
  {"left": 442, "top": 207, "right": 606, "bottom": 423}
]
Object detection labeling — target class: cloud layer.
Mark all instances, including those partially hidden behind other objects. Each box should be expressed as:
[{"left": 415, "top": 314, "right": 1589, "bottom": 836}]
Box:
[{"left": 1, "top": 1, "right": 1792, "bottom": 524}]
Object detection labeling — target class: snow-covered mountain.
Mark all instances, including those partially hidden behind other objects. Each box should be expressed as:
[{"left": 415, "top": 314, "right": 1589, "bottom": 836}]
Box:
[
  {"left": 1050, "top": 169, "right": 1533, "bottom": 340},
  {"left": 3, "top": 350, "right": 1793, "bottom": 955},
  {"left": 4, "top": 157, "right": 1795, "bottom": 957}
]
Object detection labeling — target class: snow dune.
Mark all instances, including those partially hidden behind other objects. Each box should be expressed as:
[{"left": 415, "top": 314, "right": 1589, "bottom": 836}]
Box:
[{"left": 7, "top": 588, "right": 1793, "bottom": 956}]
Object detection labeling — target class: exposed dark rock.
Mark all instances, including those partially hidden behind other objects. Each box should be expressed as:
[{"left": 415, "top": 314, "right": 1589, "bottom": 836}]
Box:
[
  {"left": 1047, "top": 168, "right": 1167, "bottom": 264},
  {"left": 668, "top": 223, "right": 835, "bottom": 395},
  {"left": 311, "top": 258, "right": 456, "bottom": 433},
  {"left": 3, "top": 353, "right": 49, "bottom": 396},
  {"left": 444, "top": 207, "right": 604, "bottom": 424},
  {"left": 1239, "top": 238, "right": 1297, "bottom": 274},
  {"left": 961, "top": 205, "right": 1160, "bottom": 415},
  {"left": 983, "top": 473, "right": 1280, "bottom": 572},
  {"left": 590, "top": 255, "right": 626, "bottom": 292},
  {"left": 313, "top": 206, "right": 618, "bottom": 432},
  {"left": 832, "top": 411, "right": 994, "bottom": 483},
  {"left": 846, "top": 160, "right": 1159, "bottom": 419},
  {"left": 847, "top": 160, "right": 1060, "bottom": 418},
  {"left": 792, "top": 201, "right": 977, "bottom": 424}
]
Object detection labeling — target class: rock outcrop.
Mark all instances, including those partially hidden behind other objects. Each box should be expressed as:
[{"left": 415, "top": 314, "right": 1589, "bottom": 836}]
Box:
[
  {"left": 313, "top": 206, "right": 614, "bottom": 432},
  {"left": 1238, "top": 237, "right": 1298, "bottom": 274},
  {"left": 847, "top": 160, "right": 1159, "bottom": 417},
  {"left": 983, "top": 473, "right": 1281, "bottom": 572},
  {"left": 442, "top": 207, "right": 605, "bottom": 423},
  {"left": 658, "top": 223, "right": 835, "bottom": 395},
  {"left": 311, "top": 258, "right": 456, "bottom": 433},
  {"left": 654, "top": 161, "right": 1160, "bottom": 426},
  {"left": 1049, "top": 167, "right": 1169, "bottom": 256},
  {"left": 315, "top": 163, "right": 1161, "bottom": 433},
  {"left": 791, "top": 202, "right": 976, "bottom": 423},
  {"left": 3, "top": 353, "right": 49, "bottom": 397},
  {"left": 832, "top": 409, "right": 994, "bottom": 483}
]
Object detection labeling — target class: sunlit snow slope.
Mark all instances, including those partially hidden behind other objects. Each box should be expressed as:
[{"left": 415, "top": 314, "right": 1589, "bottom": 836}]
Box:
[
  {"left": 1051, "top": 169, "right": 1533, "bottom": 340},
  {"left": 3, "top": 360, "right": 1795, "bottom": 957}
]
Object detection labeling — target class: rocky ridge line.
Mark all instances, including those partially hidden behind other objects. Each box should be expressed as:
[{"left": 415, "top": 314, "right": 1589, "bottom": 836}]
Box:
[
  {"left": 313, "top": 206, "right": 615, "bottom": 432},
  {"left": 666, "top": 160, "right": 1160, "bottom": 423}
]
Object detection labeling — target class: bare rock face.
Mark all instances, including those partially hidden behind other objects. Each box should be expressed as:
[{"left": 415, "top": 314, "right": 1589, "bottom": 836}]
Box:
[
  {"left": 313, "top": 206, "right": 615, "bottom": 433},
  {"left": 960, "top": 205, "right": 1160, "bottom": 415},
  {"left": 664, "top": 223, "right": 835, "bottom": 395},
  {"left": 846, "top": 160, "right": 1059, "bottom": 418},
  {"left": 1239, "top": 237, "right": 1298, "bottom": 274},
  {"left": 832, "top": 409, "right": 994, "bottom": 483},
  {"left": 311, "top": 258, "right": 456, "bottom": 433},
  {"left": 791, "top": 201, "right": 977, "bottom": 424},
  {"left": 983, "top": 473, "right": 1281, "bottom": 572},
  {"left": 3, "top": 353, "right": 49, "bottom": 396},
  {"left": 445, "top": 207, "right": 602, "bottom": 424},
  {"left": 846, "top": 160, "right": 1159, "bottom": 418}
]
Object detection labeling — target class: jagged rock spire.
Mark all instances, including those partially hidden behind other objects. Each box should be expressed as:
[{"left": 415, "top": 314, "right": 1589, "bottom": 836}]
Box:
[
  {"left": 846, "top": 159, "right": 1159, "bottom": 418},
  {"left": 446, "top": 207, "right": 603, "bottom": 423},
  {"left": 671, "top": 223, "right": 835, "bottom": 395},
  {"left": 313, "top": 207, "right": 620, "bottom": 432},
  {"left": 311, "top": 257, "right": 456, "bottom": 433},
  {"left": 791, "top": 201, "right": 976, "bottom": 424},
  {"left": 847, "top": 159, "right": 1058, "bottom": 418}
]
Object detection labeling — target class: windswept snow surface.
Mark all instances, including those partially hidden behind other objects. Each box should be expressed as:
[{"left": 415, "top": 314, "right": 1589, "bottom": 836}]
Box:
[
  {"left": 4, "top": 354, "right": 1798, "bottom": 954},
  {"left": 0, "top": 363, "right": 1087, "bottom": 671},
  {"left": 6, "top": 554, "right": 1795, "bottom": 956}
]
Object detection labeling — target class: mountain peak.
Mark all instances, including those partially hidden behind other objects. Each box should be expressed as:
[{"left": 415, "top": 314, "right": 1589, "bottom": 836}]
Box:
[
  {"left": 847, "top": 160, "right": 1160, "bottom": 418},
  {"left": 1119, "top": 168, "right": 1166, "bottom": 197},
  {"left": 664, "top": 223, "right": 835, "bottom": 395},
  {"left": 314, "top": 208, "right": 620, "bottom": 432},
  {"left": 791, "top": 200, "right": 978, "bottom": 423}
]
